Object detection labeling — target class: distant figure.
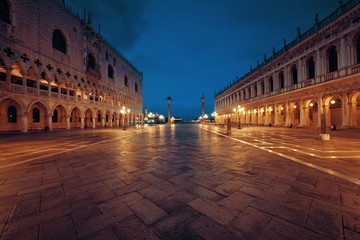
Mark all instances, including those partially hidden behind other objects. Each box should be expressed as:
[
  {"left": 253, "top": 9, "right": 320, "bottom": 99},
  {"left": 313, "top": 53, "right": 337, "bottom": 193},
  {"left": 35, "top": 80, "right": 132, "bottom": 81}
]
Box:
[{"left": 315, "top": 13, "right": 319, "bottom": 25}]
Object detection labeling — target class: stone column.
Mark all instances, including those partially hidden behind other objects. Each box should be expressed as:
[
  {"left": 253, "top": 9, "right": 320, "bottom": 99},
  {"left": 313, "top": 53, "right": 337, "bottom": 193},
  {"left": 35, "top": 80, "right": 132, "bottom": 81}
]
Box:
[
  {"left": 274, "top": 105, "right": 279, "bottom": 126},
  {"left": 340, "top": 37, "right": 347, "bottom": 68},
  {"left": 66, "top": 116, "right": 71, "bottom": 130},
  {"left": 349, "top": 101, "right": 357, "bottom": 128},
  {"left": 315, "top": 50, "right": 322, "bottom": 77},
  {"left": 47, "top": 115, "right": 53, "bottom": 131},
  {"left": 80, "top": 117, "right": 85, "bottom": 129},
  {"left": 342, "top": 94, "right": 349, "bottom": 128},
  {"left": 92, "top": 117, "right": 96, "bottom": 128},
  {"left": 101, "top": 117, "right": 105, "bottom": 127},
  {"left": 285, "top": 103, "right": 290, "bottom": 126},
  {"left": 21, "top": 112, "right": 28, "bottom": 132}
]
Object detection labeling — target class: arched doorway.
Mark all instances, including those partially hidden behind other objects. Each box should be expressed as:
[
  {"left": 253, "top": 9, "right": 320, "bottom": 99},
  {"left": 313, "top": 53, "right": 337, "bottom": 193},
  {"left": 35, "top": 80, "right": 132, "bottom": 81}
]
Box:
[
  {"left": 52, "top": 104, "right": 67, "bottom": 129},
  {"left": 70, "top": 107, "right": 81, "bottom": 129},
  {"left": 329, "top": 97, "right": 342, "bottom": 128},
  {"left": 96, "top": 110, "right": 102, "bottom": 127},
  {"left": 84, "top": 109, "right": 93, "bottom": 128},
  {"left": 308, "top": 101, "right": 319, "bottom": 127},
  {"left": 28, "top": 101, "right": 48, "bottom": 131},
  {"left": 0, "top": 98, "right": 23, "bottom": 131}
]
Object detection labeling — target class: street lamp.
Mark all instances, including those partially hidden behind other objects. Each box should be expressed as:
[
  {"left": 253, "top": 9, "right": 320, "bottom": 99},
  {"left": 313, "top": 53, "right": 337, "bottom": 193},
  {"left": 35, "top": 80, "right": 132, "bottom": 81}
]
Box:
[
  {"left": 211, "top": 112, "right": 218, "bottom": 124},
  {"left": 233, "top": 105, "right": 245, "bottom": 129},
  {"left": 120, "top": 106, "right": 130, "bottom": 129}
]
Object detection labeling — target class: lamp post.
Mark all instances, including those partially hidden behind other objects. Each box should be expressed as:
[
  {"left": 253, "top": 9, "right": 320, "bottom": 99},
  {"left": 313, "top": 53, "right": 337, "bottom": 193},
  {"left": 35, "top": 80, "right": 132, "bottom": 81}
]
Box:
[
  {"left": 211, "top": 112, "right": 218, "bottom": 124},
  {"left": 233, "top": 105, "right": 244, "bottom": 129},
  {"left": 201, "top": 95, "right": 205, "bottom": 124},
  {"left": 120, "top": 106, "right": 130, "bottom": 129},
  {"left": 167, "top": 96, "right": 172, "bottom": 124}
]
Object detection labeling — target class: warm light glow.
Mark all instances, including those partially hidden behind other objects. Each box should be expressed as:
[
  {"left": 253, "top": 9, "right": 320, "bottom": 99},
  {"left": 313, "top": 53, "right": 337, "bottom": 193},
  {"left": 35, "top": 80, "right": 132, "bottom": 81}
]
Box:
[
  {"left": 269, "top": 107, "right": 273, "bottom": 111},
  {"left": 331, "top": 100, "right": 336, "bottom": 104},
  {"left": 293, "top": 105, "right": 297, "bottom": 109},
  {"left": 280, "top": 106, "right": 284, "bottom": 110},
  {"left": 310, "top": 103, "right": 314, "bottom": 107},
  {"left": 261, "top": 109, "right": 265, "bottom": 113}
]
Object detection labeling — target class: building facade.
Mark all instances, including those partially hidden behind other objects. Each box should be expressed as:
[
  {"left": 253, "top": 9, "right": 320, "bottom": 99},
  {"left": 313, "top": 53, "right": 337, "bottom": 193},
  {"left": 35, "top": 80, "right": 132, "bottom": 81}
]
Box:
[
  {"left": 215, "top": 0, "right": 360, "bottom": 130},
  {"left": 0, "top": 0, "right": 143, "bottom": 132}
]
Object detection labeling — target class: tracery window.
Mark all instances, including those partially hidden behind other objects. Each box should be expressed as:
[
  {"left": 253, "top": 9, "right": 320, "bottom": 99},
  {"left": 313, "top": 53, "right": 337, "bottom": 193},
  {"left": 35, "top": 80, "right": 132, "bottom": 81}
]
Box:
[{"left": 52, "top": 30, "right": 67, "bottom": 54}]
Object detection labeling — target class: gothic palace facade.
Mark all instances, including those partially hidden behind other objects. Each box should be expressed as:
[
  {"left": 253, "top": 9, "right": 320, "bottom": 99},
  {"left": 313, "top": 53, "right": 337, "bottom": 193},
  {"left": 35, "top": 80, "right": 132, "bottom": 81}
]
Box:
[
  {"left": 0, "top": 0, "right": 143, "bottom": 132},
  {"left": 215, "top": 0, "right": 360, "bottom": 129}
]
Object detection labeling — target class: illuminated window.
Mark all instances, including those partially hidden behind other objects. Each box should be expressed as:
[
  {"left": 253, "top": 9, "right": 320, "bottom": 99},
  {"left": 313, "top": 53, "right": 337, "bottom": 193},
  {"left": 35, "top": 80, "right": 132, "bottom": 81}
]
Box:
[
  {"left": 52, "top": 30, "right": 66, "bottom": 54},
  {"left": 0, "top": 0, "right": 10, "bottom": 24},
  {"left": 7, "top": 106, "right": 16, "bottom": 123}
]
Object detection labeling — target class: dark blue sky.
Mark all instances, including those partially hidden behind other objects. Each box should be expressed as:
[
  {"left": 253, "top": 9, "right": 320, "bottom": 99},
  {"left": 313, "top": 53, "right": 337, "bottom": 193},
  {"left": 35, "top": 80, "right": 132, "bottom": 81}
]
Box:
[{"left": 67, "top": 0, "right": 340, "bottom": 120}]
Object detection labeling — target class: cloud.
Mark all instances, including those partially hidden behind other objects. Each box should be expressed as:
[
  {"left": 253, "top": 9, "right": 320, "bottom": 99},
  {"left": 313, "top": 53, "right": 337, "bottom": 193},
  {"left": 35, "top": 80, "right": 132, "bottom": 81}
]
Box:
[{"left": 67, "top": 0, "right": 148, "bottom": 50}]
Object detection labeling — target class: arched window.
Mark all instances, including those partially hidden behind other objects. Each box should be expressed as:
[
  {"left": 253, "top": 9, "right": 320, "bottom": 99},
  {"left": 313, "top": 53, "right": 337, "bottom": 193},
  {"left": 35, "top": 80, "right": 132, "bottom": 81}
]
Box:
[
  {"left": 97, "top": 113, "right": 101, "bottom": 122},
  {"left": 0, "top": 0, "right": 10, "bottom": 24},
  {"left": 261, "top": 81, "right": 265, "bottom": 95},
  {"left": 356, "top": 35, "right": 360, "bottom": 64},
  {"left": 253, "top": 84, "right": 257, "bottom": 97},
  {"left": 7, "top": 106, "right": 16, "bottom": 123},
  {"left": 279, "top": 71, "right": 285, "bottom": 88},
  {"left": 33, "top": 108, "right": 40, "bottom": 123},
  {"left": 328, "top": 46, "right": 338, "bottom": 72},
  {"left": 124, "top": 75, "right": 128, "bottom": 86},
  {"left": 52, "top": 30, "right": 66, "bottom": 54},
  {"left": 52, "top": 109, "right": 58, "bottom": 122},
  {"left": 269, "top": 77, "right": 274, "bottom": 92},
  {"left": 291, "top": 65, "right": 298, "bottom": 85},
  {"left": 135, "top": 82, "right": 138, "bottom": 92},
  {"left": 307, "top": 57, "right": 315, "bottom": 79},
  {"left": 108, "top": 65, "right": 114, "bottom": 79},
  {"left": 87, "top": 53, "right": 95, "bottom": 70}
]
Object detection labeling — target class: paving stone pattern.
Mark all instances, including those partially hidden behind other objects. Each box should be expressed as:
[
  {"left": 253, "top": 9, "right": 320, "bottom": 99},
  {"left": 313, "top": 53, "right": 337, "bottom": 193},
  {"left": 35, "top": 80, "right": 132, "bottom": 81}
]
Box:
[{"left": 0, "top": 125, "right": 359, "bottom": 239}]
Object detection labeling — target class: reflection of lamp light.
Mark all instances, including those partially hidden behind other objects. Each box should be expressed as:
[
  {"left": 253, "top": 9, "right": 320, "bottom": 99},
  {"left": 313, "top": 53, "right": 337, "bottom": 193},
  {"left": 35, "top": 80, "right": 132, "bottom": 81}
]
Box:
[
  {"left": 331, "top": 100, "right": 336, "bottom": 104},
  {"left": 310, "top": 103, "right": 314, "bottom": 107}
]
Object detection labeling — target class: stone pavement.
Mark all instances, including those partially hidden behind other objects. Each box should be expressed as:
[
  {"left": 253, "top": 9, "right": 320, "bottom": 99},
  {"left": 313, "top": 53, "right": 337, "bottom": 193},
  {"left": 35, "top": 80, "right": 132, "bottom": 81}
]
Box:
[{"left": 0, "top": 124, "right": 359, "bottom": 239}]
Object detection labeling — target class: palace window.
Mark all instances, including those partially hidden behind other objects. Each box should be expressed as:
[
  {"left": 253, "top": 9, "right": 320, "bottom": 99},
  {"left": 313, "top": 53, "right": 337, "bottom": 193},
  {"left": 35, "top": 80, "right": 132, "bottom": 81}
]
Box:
[
  {"left": 52, "top": 30, "right": 67, "bottom": 54},
  {"left": 97, "top": 113, "right": 101, "bottom": 122},
  {"left": 87, "top": 53, "right": 95, "bottom": 70},
  {"left": 291, "top": 65, "right": 298, "bottom": 85},
  {"left": 261, "top": 81, "right": 265, "bottom": 95},
  {"left": 124, "top": 75, "right": 128, "bottom": 87},
  {"left": 0, "top": 0, "right": 10, "bottom": 24},
  {"left": 135, "top": 82, "right": 138, "bottom": 92},
  {"left": 328, "top": 46, "right": 338, "bottom": 72},
  {"left": 7, "top": 106, "right": 16, "bottom": 123},
  {"left": 253, "top": 84, "right": 257, "bottom": 97},
  {"left": 108, "top": 65, "right": 114, "bottom": 79},
  {"left": 307, "top": 57, "right": 315, "bottom": 79},
  {"left": 52, "top": 109, "right": 58, "bottom": 122},
  {"left": 279, "top": 71, "right": 285, "bottom": 88},
  {"left": 33, "top": 108, "right": 40, "bottom": 123},
  {"left": 269, "top": 77, "right": 274, "bottom": 92}
]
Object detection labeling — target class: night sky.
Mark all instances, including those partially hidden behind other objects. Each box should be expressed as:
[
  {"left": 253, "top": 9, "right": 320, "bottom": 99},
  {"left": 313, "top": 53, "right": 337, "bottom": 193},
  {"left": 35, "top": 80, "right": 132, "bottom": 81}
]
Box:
[{"left": 66, "top": 0, "right": 339, "bottom": 120}]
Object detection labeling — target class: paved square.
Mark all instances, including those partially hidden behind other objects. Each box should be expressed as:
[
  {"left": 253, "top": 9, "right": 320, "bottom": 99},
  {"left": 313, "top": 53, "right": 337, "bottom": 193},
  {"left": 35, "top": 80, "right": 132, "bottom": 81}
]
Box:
[{"left": 0, "top": 125, "right": 359, "bottom": 239}]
